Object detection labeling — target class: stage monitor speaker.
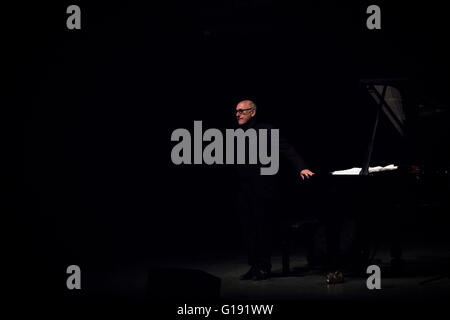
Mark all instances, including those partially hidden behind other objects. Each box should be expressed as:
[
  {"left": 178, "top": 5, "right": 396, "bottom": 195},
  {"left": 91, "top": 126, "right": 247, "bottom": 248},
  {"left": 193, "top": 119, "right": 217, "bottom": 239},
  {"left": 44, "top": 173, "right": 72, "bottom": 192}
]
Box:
[{"left": 146, "top": 267, "right": 221, "bottom": 301}]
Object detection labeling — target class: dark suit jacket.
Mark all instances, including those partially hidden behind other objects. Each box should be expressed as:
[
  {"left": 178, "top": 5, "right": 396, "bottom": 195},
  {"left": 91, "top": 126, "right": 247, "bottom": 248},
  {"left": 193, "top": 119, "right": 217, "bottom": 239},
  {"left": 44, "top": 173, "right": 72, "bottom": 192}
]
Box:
[{"left": 236, "top": 118, "right": 308, "bottom": 197}]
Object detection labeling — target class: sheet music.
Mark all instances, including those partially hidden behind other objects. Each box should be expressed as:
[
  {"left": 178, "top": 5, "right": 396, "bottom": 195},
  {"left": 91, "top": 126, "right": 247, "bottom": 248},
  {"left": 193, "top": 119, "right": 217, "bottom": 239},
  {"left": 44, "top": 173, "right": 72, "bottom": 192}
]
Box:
[{"left": 331, "top": 164, "right": 398, "bottom": 175}]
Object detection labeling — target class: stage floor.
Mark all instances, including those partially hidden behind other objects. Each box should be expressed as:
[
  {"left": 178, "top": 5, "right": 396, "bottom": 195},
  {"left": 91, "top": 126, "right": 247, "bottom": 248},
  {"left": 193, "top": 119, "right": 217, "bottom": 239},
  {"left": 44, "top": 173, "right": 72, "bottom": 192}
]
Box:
[{"left": 77, "top": 243, "right": 450, "bottom": 302}]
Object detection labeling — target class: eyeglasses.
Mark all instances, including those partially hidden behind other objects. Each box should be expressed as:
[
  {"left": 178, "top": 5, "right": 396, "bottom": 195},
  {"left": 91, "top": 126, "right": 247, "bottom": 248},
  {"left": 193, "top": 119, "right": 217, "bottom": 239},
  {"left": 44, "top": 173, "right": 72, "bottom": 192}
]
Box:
[{"left": 235, "top": 108, "right": 254, "bottom": 115}]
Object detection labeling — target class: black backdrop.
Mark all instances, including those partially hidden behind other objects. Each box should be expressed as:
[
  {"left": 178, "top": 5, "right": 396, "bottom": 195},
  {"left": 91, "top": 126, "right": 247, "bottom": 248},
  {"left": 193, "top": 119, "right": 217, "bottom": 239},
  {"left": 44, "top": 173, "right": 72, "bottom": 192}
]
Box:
[{"left": 3, "top": 1, "right": 450, "bottom": 279}]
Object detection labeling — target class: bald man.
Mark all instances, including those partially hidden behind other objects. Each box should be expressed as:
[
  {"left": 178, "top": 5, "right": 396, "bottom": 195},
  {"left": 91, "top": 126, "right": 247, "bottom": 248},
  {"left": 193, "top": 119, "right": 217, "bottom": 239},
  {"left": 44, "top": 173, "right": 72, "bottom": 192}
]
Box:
[{"left": 235, "top": 100, "right": 314, "bottom": 280}]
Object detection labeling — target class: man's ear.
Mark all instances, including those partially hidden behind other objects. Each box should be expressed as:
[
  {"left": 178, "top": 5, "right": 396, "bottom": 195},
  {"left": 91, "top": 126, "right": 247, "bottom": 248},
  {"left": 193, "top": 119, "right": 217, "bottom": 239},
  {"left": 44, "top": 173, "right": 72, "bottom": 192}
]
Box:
[{"left": 251, "top": 110, "right": 256, "bottom": 117}]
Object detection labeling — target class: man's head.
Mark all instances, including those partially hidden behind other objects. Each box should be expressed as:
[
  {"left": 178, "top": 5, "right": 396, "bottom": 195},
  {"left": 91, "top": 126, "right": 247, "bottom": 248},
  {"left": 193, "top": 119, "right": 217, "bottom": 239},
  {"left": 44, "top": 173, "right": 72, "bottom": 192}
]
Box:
[{"left": 236, "top": 100, "right": 257, "bottom": 125}]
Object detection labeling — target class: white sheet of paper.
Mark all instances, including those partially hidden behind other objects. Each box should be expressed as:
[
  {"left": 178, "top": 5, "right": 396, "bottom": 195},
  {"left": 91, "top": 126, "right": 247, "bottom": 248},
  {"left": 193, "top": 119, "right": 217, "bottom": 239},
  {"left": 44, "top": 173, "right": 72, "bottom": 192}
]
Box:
[{"left": 331, "top": 164, "right": 398, "bottom": 175}]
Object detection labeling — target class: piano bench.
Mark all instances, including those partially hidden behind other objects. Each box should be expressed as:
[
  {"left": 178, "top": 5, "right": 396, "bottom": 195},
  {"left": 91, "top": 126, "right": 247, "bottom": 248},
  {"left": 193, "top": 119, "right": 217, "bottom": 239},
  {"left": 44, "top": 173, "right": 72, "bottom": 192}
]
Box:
[{"left": 281, "top": 218, "right": 320, "bottom": 276}]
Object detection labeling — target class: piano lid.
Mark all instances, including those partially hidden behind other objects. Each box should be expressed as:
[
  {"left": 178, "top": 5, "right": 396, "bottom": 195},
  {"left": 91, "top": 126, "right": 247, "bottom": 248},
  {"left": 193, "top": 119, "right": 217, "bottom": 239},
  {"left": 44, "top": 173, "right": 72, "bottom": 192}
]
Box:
[
  {"left": 369, "top": 85, "right": 405, "bottom": 137},
  {"left": 359, "top": 78, "right": 411, "bottom": 175},
  {"left": 360, "top": 78, "right": 408, "bottom": 138}
]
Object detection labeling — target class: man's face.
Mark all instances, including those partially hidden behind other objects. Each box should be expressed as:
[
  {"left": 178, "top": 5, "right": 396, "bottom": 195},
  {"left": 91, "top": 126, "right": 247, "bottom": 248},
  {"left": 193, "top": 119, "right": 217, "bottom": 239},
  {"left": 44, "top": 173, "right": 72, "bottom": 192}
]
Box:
[{"left": 236, "top": 102, "right": 255, "bottom": 125}]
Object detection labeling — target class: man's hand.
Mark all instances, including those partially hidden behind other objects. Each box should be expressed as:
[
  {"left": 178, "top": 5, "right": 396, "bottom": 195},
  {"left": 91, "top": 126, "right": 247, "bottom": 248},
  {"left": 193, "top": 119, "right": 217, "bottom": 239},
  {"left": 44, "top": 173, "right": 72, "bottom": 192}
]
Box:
[{"left": 300, "top": 169, "right": 315, "bottom": 180}]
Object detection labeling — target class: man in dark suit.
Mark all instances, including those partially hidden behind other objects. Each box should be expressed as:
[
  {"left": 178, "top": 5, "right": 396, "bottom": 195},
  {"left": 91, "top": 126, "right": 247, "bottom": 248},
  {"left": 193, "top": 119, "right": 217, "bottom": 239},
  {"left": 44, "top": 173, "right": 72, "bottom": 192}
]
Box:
[{"left": 235, "top": 100, "right": 314, "bottom": 280}]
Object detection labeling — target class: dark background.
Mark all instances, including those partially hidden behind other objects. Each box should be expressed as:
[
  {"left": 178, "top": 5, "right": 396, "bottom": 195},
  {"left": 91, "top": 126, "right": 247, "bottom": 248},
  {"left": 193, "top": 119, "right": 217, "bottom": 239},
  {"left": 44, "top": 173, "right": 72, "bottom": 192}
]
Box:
[{"left": 3, "top": 0, "right": 450, "bottom": 298}]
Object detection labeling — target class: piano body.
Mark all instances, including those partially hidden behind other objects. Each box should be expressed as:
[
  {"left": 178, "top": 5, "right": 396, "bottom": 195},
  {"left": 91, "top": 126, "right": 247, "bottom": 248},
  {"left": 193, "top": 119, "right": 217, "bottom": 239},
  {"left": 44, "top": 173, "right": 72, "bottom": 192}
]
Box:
[{"left": 283, "top": 78, "right": 450, "bottom": 274}]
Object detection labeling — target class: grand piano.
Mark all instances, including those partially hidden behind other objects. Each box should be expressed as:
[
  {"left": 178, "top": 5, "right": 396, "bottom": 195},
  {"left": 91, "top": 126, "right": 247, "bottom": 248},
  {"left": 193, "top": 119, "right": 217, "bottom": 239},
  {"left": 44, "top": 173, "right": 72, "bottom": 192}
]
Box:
[{"left": 281, "top": 78, "right": 450, "bottom": 275}]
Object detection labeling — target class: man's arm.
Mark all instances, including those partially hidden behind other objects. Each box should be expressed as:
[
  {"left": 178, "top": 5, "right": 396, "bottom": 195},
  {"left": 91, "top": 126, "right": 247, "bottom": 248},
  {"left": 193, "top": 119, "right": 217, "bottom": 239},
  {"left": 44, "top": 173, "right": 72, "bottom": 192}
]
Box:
[
  {"left": 279, "top": 134, "right": 315, "bottom": 180},
  {"left": 258, "top": 122, "right": 315, "bottom": 179},
  {"left": 279, "top": 134, "right": 307, "bottom": 170}
]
